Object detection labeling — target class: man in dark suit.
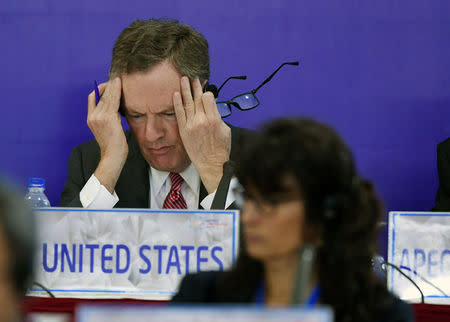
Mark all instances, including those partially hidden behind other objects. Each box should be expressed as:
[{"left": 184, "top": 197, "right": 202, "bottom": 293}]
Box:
[
  {"left": 434, "top": 138, "right": 450, "bottom": 211},
  {"left": 60, "top": 19, "right": 248, "bottom": 209}
]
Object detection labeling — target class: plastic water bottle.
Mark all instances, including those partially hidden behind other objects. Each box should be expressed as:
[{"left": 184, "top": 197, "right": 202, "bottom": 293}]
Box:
[{"left": 24, "top": 178, "right": 51, "bottom": 207}]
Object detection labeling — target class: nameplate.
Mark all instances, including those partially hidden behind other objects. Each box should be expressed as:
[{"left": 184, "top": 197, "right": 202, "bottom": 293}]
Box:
[
  {"left": 77, "top": 305, "right": 333, "bottom": 322},
  {"left": 388, "top": 212, "right": 450, "bottom": 304},
  {"left": 28, "top": 208, "right": 239, "bottom": 299}
]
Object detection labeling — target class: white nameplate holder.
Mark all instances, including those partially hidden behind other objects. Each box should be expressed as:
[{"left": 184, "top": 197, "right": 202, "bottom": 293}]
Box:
[
  {"left": 28, "top": 208, "right": 239, "bottom": 300},
  {"left": 388, "top": 211, "right": 450, "bottom": 304},
  {"left": 77, "top": 305, "right": 334, "bottom": 322}
]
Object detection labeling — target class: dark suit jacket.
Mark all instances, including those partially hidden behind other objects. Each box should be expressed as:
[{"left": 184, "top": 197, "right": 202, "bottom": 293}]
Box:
[
  {"left": 173, "top": 271, "right": 414, "bottom": 322},
  {"left": 60, "top": 125, "right": 250, "bottom": 208},
  {"left": 434, "top": 138, "right": 450, "bottom": 211}
]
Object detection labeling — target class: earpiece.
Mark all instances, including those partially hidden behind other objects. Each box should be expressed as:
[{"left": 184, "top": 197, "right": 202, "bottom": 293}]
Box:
[
  {"left": 323, "top": 194, "right": 348, "bottom": 219},
  {"left": 204, "top": 83, "right": 219, "bottom": 98},
  {"left": 323, "top": 196, "right": 338, "bottom": 219}
]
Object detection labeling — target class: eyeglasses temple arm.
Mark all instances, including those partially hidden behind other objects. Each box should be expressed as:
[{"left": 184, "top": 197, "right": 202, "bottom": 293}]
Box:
[
  {"left": 217, "top": 75, "right": 247, "bottom": 96},
  {"left": 252, "top": 61, "right": 299, "bottom": 94}
]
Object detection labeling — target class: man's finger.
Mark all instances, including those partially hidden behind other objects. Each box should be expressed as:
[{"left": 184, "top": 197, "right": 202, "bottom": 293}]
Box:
[
  {"left": 97, "top": 82, "right": 108, "bottom": 96},
  {"left": 180, "top": 76, "right": 194, "bottom": 119},
  {"left": 89, "top": 82, "right": 108, "bottom": 111},
  {"left": 192, "top": 78, "right": 205, "bottom": 114},
  {"left": 99, "top": 78, "right": 120, "bottom": 110},
  {"left": 88, "top": 90, "right": 96, "bottom": 115},
  {"left": 103, "top": 78, "right": 122, "bottom": 111},
  {"left": 202, "top": 91, "right": 221, "bottom": 120},
  {"left": 173, "top": 91, "right": 186, "bottom": 128}
]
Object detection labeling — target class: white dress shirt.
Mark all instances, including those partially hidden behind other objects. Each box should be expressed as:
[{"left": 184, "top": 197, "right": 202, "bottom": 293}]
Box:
[{"left": 79, "top": 163, "right": 236, "bottom": 209}]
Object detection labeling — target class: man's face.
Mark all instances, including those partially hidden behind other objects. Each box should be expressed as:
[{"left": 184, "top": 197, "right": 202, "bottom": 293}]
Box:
[{"left": 122, "top": 60, "right": 191, "bottom": 173}]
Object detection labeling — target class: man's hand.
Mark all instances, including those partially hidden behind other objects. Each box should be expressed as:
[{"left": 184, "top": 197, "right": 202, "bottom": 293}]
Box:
[
  {"left": 87, "top": 77, "right": 128, "bottom": 193},
  {"left": 173, "top": 77, "right": 231, "bottom": 194}
]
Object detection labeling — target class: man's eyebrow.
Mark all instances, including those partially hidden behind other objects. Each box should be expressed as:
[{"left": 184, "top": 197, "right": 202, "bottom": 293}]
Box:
[
  {"left": 124, "top": 106, "right": 142, "bottom": 115},
  {"left": 156, "top": 106, "right": 175, "bottom": 114},
  {"left": 124, "top": 105, "right": 175, "bottom": 114}
]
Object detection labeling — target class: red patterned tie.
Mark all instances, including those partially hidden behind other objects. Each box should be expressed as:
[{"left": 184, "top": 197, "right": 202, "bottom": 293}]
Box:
[{"left": 163, "top": 173, "right": 187, "bottom": 209}]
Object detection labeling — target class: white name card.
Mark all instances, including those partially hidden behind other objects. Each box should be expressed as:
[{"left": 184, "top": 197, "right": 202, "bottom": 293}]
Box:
[
  {"left": 28, "top": 208, "right": 239, "bottom": 299},
  {"left": 77, "top": 305, "right": 334, "bottom": 322},
  {"left": 388, "top": 211, "right": 450, "bottom": 304}
]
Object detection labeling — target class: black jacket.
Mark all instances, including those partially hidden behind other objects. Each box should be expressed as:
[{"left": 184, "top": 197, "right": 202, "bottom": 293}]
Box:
[
  {"left": 60, "top": 125, "right": 251, "bottom": 208},
  {"left": 173, "top": 271, "right": 414, "bottom": 322},
  {"left": 434, "top": 138, "right": 450, "bottom": 211}
]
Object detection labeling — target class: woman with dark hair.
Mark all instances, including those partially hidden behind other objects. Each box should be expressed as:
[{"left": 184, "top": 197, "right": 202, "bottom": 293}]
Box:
[{"left": 173, "top": 118, "right": 413, "bottom": 322}]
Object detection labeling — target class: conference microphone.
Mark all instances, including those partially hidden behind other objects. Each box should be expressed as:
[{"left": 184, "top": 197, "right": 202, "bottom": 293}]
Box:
[
  {"left": 394, "top": 265, "right": 448, "bottom": 297},
  {"left": 377, "top": 221, "right": 387, "bottom": 228},
  {"left": 378, "top": 261, "right": 425, "bottom": 303},
  {"left": 211, "top": 160, "right": 235, "bottom": 209},
  {"left": 32, "top": 281, "right": 55, "bottom": 298},
  {"left": 373, "top": 255, "right": 448, "bottom": 303},
  {"left": 291, "top": 244, "right": 316, "bottom": 305}
]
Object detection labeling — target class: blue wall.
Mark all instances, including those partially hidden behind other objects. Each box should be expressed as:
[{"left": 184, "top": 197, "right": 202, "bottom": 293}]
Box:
[{"left": 1, "top": 1, "right": 449, "bottom": 221}]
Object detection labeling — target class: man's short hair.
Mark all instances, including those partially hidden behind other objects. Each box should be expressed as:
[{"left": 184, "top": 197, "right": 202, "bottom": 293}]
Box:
[{"left": 110, "top": 18, "right": 210, "bottom": 83}]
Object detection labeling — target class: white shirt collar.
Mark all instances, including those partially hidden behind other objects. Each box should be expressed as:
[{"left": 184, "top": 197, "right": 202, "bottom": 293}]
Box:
[{"left": 150, "top": 162, "right": 200, "bottom": 197}]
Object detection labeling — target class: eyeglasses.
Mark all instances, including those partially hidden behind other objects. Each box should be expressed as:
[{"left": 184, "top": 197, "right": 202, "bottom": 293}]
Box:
[
  {"left": 233, "top": 183, "right": 301, "bottom": 215},
  {"left": 233, "top": 184, "right": 276, "bottom": 214},
  {"left": 216, "top": 61, "right": 299, "bottom": 118}
]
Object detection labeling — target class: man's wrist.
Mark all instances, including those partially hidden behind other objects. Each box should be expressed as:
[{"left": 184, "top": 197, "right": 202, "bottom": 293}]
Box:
[
  {"left": 101, "top": 146, "right": 128, "bottom": 162},
  {"left": 197, "top": 163, "right": 226, "bottom": 194},
  {"left": 94, "top": 155, "right": 127, "bottom": 194}
]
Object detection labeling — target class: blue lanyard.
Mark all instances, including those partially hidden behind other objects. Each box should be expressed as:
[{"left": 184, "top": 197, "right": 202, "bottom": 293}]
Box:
[
  {"left": 254, "top": 283, "right": 265, "bottom": 306},
  {"left": 255, "top": 283, "right": 321, "bottom": 307},
  {"left": 304, "top": 284, "right": 321, "bottom": 307}
]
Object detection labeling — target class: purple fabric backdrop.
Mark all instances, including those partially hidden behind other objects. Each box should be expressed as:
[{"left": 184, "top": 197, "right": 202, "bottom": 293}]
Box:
[{"left": 1, "top": 1, "right": 450, "bottom": 252}]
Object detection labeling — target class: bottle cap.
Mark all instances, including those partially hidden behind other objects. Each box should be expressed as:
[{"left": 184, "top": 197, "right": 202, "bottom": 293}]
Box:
[{"left": 28, "top": 177, "right": 45, "bottom": 188}]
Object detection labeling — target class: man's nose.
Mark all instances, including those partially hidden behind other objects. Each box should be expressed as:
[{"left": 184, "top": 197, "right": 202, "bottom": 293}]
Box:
[{"left": 144, "top": 116, "right": 165, "bottom": 142}]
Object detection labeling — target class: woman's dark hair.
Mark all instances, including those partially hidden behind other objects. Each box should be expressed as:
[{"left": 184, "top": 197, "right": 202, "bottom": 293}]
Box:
[
  {"left": 0, "top": 181, "right": 35, "bottom": 296},
  {"left": 216, "top": 118, "right": 390, "bottom": 321}
]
